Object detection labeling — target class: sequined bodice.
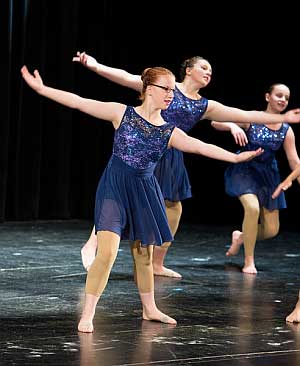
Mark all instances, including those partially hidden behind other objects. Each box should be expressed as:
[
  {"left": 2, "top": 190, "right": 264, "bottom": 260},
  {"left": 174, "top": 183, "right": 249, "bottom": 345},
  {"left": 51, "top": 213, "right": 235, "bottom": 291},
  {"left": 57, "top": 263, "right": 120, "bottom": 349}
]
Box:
[
  {"left": 242, "top": 123, "right": 289, "bottom": 163},
  {"left": 161, "top": 86, "right": 208, "bottom": 132},
  {"left": 113, "top": 106, "right": 175, "bottom": 169}
]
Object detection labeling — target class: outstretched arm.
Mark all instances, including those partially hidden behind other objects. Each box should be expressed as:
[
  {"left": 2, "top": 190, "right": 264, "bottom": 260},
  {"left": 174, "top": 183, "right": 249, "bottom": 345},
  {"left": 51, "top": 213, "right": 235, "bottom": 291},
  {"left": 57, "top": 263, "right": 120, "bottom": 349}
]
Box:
[
  {"left": 169, "top": 127, "right": 262, "bottom": 163},
  {"left": 272, "top": 163, "right": 300, "bottom": 199},
  {"left": 205, "top": 100, "right": 300, "bottom": 125},
  {"left": 21, "top": 66, "right": 125, "bottom": 128},
  {"left": 211, "top": 121, "right": 248, "bottom": 146},
  {"left": 72, "top": 51, "right": 142, "bottom": 92}
]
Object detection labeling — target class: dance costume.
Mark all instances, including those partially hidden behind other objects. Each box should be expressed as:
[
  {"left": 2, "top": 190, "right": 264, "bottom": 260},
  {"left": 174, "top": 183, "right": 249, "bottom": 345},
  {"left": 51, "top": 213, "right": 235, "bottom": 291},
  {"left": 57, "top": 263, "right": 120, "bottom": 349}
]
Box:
[
  {"left": 155, "top": 86, "right": 208, "bottom": 201},
  {"left": 94, "top": 106, "right": 175, "bottom": 246},
  {"left": 224, "top": 123, "right": 289, "bottom": 210}
]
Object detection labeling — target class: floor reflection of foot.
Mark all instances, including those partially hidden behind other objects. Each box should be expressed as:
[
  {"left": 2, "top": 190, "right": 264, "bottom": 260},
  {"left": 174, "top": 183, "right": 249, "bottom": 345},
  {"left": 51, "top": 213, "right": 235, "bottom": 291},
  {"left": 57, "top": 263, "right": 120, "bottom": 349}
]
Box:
[
  {"left": 141, "top": 319, "right": 177, "bottom": 335},
  {"left": 285, "top": 321, "right": 300, "bottom": 349},
  {"left": 224, "top": 263, "right": 243, "bottom": 273},
  {"left": 78, "top": 331, "right": 95, "bottom": 366},
  {"left": 286, "top": 320, "right": 300, "bottom": 330},
  {"left": 242, "top": 272, "right": 256, "bottom": 289},
  {"left": 131, "top": 321, "right": 177, "bottom": 364}
]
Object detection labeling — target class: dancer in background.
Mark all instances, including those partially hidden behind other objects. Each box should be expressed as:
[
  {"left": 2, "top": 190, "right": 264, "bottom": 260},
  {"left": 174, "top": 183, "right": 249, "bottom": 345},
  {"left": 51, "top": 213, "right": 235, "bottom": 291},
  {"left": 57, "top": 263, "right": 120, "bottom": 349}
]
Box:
[
  {"left": 21, "top": 64, "right": 263, "bottom": 333},
  {"left": 272, "top": 163, "right": 300, "bottom": 323},
  {"left": 73, "top": 52, "right": 300, "bottom": 277},
  {"left": 212, "top": 83, "right": 300, "bottom": 274}
]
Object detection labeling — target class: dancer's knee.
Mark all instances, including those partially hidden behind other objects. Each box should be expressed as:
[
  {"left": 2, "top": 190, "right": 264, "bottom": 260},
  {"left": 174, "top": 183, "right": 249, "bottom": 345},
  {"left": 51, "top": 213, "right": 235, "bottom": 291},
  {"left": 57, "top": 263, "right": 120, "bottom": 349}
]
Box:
[
  {"left": 86, "top": 255, "right": 115, "bottom": 297},
  {"left": 244, "top": 204, "right": 260, "bottom": 219},
  {"left": 165, "top": 200, "right": 182, "bottom": 235},
  {"left": 97, "top": 252, "right": 116, "bottom": 269},
  {"left": 240, "top": 195, "right": 260, "bottom": 219}
]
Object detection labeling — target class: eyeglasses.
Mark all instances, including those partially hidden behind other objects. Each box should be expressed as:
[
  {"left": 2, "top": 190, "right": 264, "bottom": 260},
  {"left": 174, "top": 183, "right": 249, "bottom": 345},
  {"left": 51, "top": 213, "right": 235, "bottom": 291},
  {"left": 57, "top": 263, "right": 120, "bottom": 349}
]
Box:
[{"left": 149, "top": 83, "right": 175, "bottom": 94}]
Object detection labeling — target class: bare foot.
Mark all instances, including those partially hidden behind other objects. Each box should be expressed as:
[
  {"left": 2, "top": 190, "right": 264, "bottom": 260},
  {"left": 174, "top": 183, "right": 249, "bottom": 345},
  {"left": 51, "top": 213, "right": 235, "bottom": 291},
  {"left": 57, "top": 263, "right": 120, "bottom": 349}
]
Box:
[
  {"left": 143, "top": 309, "right": 177, "bottom": 325},
  {"left": 242, "top": 264, "right": 257, "bottom": 274},
  {"left": 286, "top": 299, "right": 300, "bottom": 323},
  {"left": 242, "top": 256, "right": 257, "bottom": 274},
  {"left": 153, "top": 265, "right": 182, "bottom": 279},
  {"left": 226, "top": 230, "right": 243, "bottom": 257},
  {"left": 78, "top": 319, "right": 94, "bottom": 333},
  {"left": 81, "top": 242, "right": 97, "bottom": 271}
]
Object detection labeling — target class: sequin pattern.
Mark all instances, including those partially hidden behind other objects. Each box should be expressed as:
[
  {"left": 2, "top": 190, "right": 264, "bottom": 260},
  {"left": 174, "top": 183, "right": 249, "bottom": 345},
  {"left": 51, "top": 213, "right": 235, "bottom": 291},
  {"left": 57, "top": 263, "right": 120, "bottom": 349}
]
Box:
[
  {"left": 113, "top": 106, "right": 175, "bottom": 169},
  {"left": 242, "top": 123, "right": 290, "bottom": 163},
  {"left": 161, "top": 87, "right": 208, "bottom": 132}
]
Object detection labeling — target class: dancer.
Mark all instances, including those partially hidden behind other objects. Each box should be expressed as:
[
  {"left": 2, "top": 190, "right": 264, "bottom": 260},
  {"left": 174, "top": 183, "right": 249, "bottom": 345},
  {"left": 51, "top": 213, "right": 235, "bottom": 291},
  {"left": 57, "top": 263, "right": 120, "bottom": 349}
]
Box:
[
  {"left": 272, "top": 163, "right": 300, "bottom": 323},
  {"left": 21, "top": 64, "right": 263, "bottom": 333},
  {"left": 212, "top": 83, "right": 300, "bottom": 274},
  {"left": 73, "top": 52, "right": 300, "bottom": 277}
]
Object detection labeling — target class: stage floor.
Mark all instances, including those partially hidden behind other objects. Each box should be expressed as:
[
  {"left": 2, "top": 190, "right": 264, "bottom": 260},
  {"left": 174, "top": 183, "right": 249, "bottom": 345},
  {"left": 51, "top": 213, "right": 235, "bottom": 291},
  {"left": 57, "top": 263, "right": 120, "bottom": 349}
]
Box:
[{"left": 0, "top": 220, "right": 299, "bottom": 365}]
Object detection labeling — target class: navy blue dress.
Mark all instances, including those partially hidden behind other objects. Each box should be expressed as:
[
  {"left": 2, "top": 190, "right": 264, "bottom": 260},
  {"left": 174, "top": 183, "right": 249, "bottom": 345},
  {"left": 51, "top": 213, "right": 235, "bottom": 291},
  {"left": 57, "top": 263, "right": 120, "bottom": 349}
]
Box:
[
  {"left": 94, "top": 106, "right": 176, "bottom": 246},
  {"left": 224, "top": 123, "right": 290, "bottom": 210},
  {"left": 155, "top": 86, "right": 208, "bottom": 201}
]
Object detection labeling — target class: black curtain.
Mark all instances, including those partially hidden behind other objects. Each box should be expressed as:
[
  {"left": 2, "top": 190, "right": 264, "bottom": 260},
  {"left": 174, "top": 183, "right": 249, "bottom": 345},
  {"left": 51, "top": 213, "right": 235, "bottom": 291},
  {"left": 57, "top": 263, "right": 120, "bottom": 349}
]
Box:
[
  {"left": 2, "top": 0, "right": 116, "bottom": 221},
  {"left": 2, "top": 1, "right": 300, "bottom": 228}
]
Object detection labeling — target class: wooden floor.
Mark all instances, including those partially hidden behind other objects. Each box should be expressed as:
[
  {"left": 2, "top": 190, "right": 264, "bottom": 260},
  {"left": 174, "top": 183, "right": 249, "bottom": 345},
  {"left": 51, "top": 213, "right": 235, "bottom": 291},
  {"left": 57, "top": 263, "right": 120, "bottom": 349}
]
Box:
[{"left": 0, "top": 220, "right": 300, "bottom": 365}]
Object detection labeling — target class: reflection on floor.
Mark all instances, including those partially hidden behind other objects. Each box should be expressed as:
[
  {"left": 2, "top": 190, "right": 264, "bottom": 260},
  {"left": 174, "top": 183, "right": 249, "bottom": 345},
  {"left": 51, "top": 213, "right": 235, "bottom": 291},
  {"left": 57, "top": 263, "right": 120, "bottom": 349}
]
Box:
[{"left": 0, "top": 220, "right": 299, "bottom": 365}]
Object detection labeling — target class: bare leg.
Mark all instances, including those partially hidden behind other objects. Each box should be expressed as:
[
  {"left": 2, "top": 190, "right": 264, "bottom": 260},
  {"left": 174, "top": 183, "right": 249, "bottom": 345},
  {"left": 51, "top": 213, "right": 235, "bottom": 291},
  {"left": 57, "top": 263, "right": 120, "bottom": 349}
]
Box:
[
  {"left": 286, "top": 291, "right": 300, "bottom": 323},
  {"left": 131, "top": 241, "right": 177, "bottom": 324},
  {"left": 78, "top": 293, "right": 99, "bottom": 333},
  {"left": 226, "top": 207, "right": 279, "bottom": 260},
  {"left": 153, "top": 200, "right": 182, "bottom": 278},
  {"left": 152, "top": 243, "right": 181, "bottom": 278},
  {"left": 250, "top": 207, "right": 279, "bottom": 274},
  {"left": 78, "top": 231, "right": 120, "bottom": 333},
  {"left": 81, "top": 225, "right": 98, "bottom": 271},
  {"left": 238, "top": 194, "right": 260, "bottom": 274},
  {"left": 237, "top": 196, "right": 279, "bottom": 274},
  {"left": 257, "top": 207, "right": 279, "bottom": 241}
]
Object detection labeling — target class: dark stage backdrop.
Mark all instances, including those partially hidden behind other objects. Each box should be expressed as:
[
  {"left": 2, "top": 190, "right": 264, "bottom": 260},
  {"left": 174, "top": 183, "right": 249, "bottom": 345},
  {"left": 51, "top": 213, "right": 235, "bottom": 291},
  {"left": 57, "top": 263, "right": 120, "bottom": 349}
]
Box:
[{"left": 2, "top": 0, "right": 300, "bottom": 229}]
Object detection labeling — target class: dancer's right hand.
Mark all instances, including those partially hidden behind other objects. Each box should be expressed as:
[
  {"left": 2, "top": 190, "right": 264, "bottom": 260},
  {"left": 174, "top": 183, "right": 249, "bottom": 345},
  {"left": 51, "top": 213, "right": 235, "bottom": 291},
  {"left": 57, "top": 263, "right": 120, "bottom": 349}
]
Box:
[{"left": 72, "top": 51, "right": 98, "bottom": 70}]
